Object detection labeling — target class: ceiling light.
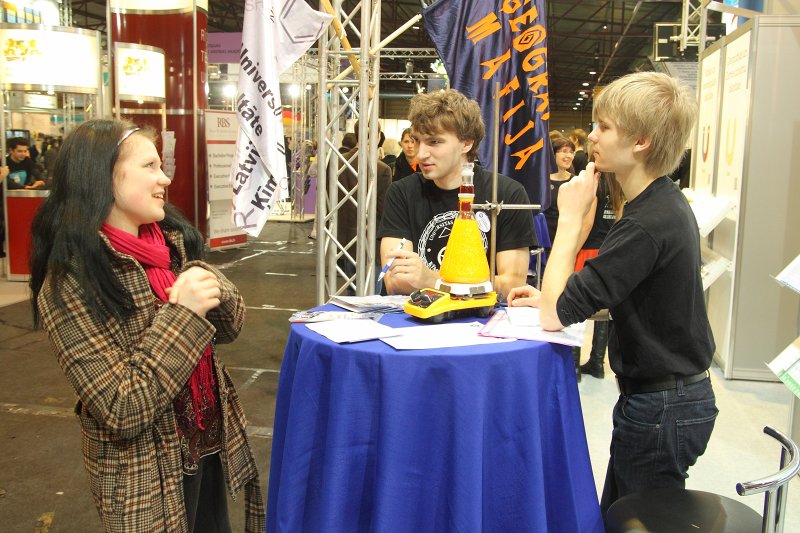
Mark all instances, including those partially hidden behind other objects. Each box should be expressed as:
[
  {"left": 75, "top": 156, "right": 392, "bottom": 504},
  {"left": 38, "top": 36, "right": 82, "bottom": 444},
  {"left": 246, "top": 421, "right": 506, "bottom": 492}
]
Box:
[
  {"left": 589, "top": 70, "right": 596, "bottom": 75},
  {"left": 577, "top": 97, "right": 583, "bottom": 101},
  {"left": 572, "top": 107, "right": 578, "bottom": 110},
  {"left": 582, "top": 82, "right": 590, "bottom": 87},
  {"left": 412, "top": 25, "right": 419, "bottom": 30},
  {"left": 603, "top": 25, "right": 608, "bottom": 30},
  {"left": 405, "top": 61, "right": 414, "bottom": 75}
]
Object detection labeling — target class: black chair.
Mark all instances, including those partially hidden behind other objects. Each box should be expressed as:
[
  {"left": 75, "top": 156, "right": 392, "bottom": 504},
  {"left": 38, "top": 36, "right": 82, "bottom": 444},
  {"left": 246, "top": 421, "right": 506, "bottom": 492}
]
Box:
[{"left": 605, "top": 426, "right": 800, "bottom": 533}]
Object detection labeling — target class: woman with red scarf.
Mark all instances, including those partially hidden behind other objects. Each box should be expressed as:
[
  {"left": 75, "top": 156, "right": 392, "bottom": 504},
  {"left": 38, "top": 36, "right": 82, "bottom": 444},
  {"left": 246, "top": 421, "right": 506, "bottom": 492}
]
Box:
[{"left": 30, "top": 119, "right": 264, "bottom": 532}]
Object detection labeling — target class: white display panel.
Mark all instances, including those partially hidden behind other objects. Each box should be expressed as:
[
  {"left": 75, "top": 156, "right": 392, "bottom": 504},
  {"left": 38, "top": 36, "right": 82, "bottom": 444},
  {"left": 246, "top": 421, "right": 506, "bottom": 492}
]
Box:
[
  {"left": 115, "top": 44, "right": 165, "bottom": 102},
  {"left": 205, "top": 110, "right": 246, "bottom": 250},
  {"left": 715, "top": 29, "right": 751, "bottom": 203},
  {"left": 0, "top": 25, "right": 99, "bottom": 93},
  {"left": 693, "top": 48, "right": 722, "bottom": 195}
]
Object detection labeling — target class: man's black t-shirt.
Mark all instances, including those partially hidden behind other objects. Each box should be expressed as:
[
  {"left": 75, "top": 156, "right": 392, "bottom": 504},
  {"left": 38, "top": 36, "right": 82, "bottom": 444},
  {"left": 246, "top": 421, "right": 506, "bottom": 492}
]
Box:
[
  {"left": 378, "top": 166, "right": 536, "bottom": 272},
  {"left": 7, "top": 157, "right": 41, "bottom": 189},
  {"left": 556, "top": 177, "right": 714, "bottom": 379}
]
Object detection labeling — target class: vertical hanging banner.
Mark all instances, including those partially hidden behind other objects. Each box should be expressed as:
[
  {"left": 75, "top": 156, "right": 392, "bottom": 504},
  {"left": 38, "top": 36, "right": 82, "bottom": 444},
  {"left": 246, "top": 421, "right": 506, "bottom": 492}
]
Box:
[
  {"left": 231, "top": 0, "right": 332, "bottom": 236},
  {"left": 422, "top": 0, "right": 552, "bottom": 210}
]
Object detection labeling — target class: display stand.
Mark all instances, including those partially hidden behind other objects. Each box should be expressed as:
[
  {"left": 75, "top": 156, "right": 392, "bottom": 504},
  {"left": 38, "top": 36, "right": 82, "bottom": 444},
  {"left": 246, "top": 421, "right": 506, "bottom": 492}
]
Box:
[
  {"left": 691, "top": 15, "right": 800, "bottom": 380},
  {"left": 766, "top": 255, "right": 800, "bottom": 442}
]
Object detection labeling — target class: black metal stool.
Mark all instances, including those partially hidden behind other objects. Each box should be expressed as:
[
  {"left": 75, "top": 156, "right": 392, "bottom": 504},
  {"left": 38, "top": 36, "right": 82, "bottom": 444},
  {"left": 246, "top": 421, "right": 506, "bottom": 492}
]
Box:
[{"left": 604, "top": 426, "right": 800, "bottom": 533}]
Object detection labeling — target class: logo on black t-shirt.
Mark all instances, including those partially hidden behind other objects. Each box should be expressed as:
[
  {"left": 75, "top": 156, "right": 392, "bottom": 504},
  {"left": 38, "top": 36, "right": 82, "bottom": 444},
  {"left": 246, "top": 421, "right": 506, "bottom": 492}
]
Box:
[{"left": 417, "top": 210, "right": 489, "bottom": 271}]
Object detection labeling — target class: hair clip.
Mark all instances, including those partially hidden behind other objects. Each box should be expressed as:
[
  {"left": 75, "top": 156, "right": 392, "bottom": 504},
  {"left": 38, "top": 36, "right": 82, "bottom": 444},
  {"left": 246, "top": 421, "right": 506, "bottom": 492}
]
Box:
[{"left": 116, "top": 127, "right": 141, "bottom": 147}]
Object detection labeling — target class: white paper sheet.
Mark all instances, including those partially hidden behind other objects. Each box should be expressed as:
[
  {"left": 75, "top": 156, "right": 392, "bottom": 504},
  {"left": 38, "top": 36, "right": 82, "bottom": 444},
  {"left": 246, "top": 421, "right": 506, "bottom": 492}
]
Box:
[
  {"left": 505, "top": 306, "right": 540, "bottom": 326},
  {"left": 306, "top": 319, "right": 402, "bottom": 343},
  {"left": 380, "top": 322, "right": 515, "bottom": 350},
  {"left": 479, "top": 309, "right": 586, "bottom": 347}
]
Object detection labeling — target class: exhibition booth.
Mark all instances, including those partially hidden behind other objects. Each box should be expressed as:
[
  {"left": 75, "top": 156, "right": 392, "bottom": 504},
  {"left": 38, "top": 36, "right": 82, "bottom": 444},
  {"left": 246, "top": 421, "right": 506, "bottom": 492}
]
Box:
[{"left": 0, "top": 23, "right": 101, "bottom": 280}]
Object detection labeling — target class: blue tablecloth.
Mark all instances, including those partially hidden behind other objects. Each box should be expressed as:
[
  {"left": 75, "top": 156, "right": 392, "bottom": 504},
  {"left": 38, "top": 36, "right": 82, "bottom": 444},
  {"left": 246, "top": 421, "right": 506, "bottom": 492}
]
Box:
[{"left": 267, "top": 308, "right": 603, "bottom": 532}]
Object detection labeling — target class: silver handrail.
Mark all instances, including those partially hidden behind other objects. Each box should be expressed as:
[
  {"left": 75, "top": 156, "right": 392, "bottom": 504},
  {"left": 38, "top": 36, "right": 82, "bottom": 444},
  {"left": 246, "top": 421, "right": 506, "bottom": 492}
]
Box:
[{"left": 736, "top": 426, "right": 800, "bottom": 533}]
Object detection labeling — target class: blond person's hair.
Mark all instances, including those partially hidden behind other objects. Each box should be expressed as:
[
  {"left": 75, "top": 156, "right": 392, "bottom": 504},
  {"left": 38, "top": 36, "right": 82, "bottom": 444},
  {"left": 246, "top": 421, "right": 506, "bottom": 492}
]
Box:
[
  {"left": 593, "top": 71, "right": 697, "bottom": 178},
  {"left": 408, "top": 89, "right": 484, "bottom": 162}
]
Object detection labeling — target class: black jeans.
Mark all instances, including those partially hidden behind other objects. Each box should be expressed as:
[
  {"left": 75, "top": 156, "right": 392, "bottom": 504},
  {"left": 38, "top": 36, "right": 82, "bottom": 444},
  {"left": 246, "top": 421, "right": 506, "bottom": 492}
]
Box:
[
  {"left": 600, "top": 377, "right": 718, "bottom": 513},
  {"left": 183, "top": 453, "right": 232, "bottom": 533}
]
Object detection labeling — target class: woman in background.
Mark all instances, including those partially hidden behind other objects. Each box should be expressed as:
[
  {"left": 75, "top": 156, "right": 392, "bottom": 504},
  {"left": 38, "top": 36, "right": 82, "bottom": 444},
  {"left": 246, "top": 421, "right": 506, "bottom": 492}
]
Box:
[{"left": 30, "top": 119, "right": 264, "bottom": 533}]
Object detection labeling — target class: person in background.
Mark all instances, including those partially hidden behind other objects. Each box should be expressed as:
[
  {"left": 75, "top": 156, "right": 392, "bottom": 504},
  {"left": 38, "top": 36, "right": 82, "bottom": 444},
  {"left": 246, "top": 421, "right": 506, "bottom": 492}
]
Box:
[
  {"left": 338, "top": 119, "right": 393, "bottom": 293},
  {"left": 543, "top": 136, "right": 576, "bottom": 248},
  {"left": 549, "top": 129, "right": 566, "bottom": 143},
  {"left": 43, "top": 137, "right": 61, "bottom": 182},
  {"left": 29, "top": 135, "right": 41, "bottom": 163},
  {"left": 339, "top": 132, "right": 357, "bottom": 154},
  {"left": 381, "top": 137, "right": 401, "bottom": 172},
  {"left": 378, "top": 89, "right": 535, "bottom": 300},
  {"left": 2, "top": 137, "right": 46, "bottom": 190},
  {"left": 508, "top": 72, "right": 717, "bottom": 515},
  {"left": 30, "top": 119, "right": 265, "bottom": 533},
  {"left": 393, "top": 127, "right": 418, "bottom": 181},
  {"left": 570, "top": 128, "right": 589, "bottom": 174}
]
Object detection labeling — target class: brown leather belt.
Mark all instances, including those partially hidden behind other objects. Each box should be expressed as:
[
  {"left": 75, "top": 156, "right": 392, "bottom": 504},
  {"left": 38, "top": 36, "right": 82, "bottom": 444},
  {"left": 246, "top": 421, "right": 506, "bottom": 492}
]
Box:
[{"left": 616, "top": 370, "right": 710, "bottom": 395}]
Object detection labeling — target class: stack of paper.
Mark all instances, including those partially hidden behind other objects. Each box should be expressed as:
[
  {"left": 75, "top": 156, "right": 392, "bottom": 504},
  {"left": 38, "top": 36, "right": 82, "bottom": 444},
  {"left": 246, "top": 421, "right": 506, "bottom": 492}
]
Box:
[
  {"left": 306, "top": 319, "right": 402, "bottom": 343},
  {"left": 380, "top": 322, "right": 514, "bottom": 350},
  {"left": 329, "top": 295, "right": 408, "bottom": 313}
]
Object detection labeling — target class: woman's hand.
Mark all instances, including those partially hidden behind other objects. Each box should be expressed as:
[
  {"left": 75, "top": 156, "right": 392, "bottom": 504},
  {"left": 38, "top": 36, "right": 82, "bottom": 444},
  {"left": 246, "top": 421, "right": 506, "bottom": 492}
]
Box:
[
  {"left": 507, "top": 284, "right": 542, "bottom": 308},
  {"left": 165, "top": 266, "right": 221, "bottom": 317}
]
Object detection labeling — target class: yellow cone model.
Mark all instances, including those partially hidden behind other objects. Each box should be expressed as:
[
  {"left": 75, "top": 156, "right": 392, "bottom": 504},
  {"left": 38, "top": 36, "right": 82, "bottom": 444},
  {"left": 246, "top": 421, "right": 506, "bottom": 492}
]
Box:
[{"left": 405, "top": 163, "right": 498, "bottom": 322}]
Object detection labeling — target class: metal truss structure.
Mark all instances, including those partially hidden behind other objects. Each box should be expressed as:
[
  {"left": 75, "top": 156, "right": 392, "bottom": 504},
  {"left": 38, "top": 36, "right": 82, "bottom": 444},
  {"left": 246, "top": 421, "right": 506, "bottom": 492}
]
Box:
[
  {"left": 680, "top": 0, "right": 704, "bottom": 52},
  {"left": 315, "top": 0, "right": 383, "bottom": 303}
]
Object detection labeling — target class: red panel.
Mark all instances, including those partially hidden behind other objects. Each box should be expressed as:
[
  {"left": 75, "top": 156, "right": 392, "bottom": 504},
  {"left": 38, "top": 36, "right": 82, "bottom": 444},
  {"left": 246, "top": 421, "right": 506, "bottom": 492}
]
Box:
[
  {"left": 110, "top": 10, "right": 209, "bottom": 236},
  {"left": 6, "top": 195, "right": 47, "bottom": 276},
  {"left": 210, "top": 234, "right": 248, "bottom": 249}
]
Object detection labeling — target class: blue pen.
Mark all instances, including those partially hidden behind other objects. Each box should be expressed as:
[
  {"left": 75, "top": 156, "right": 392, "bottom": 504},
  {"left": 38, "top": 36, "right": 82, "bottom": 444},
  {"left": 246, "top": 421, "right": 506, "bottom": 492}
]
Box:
[{"left": 377, "top": 238, "right": 407, "bottom": 282}]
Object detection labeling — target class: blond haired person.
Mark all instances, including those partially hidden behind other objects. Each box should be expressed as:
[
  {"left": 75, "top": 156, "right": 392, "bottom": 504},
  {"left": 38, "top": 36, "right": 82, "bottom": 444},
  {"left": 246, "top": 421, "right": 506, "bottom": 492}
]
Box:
[{"left": 508, "top": 72, "right": 717, "bottom": 514}]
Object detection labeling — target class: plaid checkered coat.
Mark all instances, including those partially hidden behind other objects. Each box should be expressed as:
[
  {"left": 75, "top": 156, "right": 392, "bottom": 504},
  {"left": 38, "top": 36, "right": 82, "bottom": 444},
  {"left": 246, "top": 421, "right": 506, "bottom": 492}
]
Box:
[{"left": 37, "top": 229, "right": 265, "bottom": 532}]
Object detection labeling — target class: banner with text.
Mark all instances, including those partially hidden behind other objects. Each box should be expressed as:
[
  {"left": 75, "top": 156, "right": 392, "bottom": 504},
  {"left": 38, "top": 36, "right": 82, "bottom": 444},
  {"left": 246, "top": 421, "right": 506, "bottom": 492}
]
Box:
[
  {"left": 422, "top": 0, "right": 552, "bottom": 210},
  {"left": 230, "top": 0, "right": 331, "bottom": 236}
]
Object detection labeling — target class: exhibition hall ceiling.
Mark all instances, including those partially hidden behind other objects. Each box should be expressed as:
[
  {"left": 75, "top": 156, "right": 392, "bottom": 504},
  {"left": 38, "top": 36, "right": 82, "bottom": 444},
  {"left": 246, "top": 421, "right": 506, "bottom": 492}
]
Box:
[{"left": 69, "top": 0, "right": 698, "bottom": 110}]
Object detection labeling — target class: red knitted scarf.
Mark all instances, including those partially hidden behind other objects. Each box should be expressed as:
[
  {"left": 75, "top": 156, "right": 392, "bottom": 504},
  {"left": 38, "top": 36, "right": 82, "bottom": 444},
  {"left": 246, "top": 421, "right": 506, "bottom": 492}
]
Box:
[{"left": 101, "top": 222, "right": 216, "bottom": 429}]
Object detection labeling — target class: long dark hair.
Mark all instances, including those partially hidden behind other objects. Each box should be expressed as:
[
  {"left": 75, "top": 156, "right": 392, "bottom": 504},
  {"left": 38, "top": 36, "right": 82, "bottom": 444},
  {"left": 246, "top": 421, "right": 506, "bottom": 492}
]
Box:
[{"left": 29, "top": 119, "right": 203, "bottom": 327}]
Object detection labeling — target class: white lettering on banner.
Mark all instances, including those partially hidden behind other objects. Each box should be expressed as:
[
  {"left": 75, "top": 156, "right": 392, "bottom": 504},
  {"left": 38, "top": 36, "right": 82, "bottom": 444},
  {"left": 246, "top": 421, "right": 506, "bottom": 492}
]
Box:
[{"left": 230, "top": 0, "right": 332, "bottom": 237}]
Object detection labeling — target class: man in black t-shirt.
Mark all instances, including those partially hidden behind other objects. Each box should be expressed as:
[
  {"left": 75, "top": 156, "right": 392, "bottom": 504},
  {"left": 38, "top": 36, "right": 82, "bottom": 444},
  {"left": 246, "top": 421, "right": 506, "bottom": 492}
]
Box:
[
  {"left": 2, "top": 137, "right": 45, "bottom": 190},
  {"left": 509, "top": 72, "right": 717, "bottom": 514},
  {"left": 377, "top": 89, "right": 535, "bottom": 300}
]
